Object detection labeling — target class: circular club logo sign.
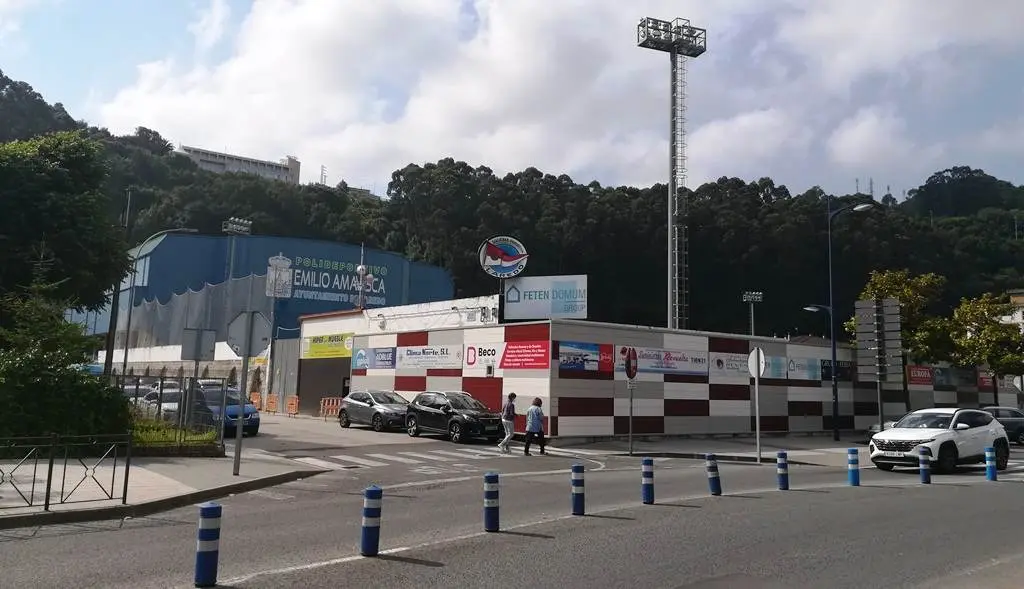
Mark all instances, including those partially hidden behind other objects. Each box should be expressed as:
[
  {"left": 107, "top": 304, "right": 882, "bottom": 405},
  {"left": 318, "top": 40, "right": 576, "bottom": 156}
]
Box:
[{"left": 478, "top": 236, "right": 528, "bottom": 279}]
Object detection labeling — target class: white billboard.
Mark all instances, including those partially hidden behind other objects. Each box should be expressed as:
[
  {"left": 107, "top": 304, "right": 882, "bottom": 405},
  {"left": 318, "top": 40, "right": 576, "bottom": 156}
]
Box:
[{"left": 503, "top": 275, "right": 587, "bottom": 320}]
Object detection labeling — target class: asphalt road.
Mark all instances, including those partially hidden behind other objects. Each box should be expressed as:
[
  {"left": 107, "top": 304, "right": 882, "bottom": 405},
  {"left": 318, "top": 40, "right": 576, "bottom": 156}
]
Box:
[{"left": 0, "top": 460, "right": 930, "bottom": 589}]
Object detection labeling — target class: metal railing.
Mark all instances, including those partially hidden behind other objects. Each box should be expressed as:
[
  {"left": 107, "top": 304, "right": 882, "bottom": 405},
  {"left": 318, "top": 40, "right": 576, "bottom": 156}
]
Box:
[{"left": 0, "top": 434, "right": 132, "bottom": 511}]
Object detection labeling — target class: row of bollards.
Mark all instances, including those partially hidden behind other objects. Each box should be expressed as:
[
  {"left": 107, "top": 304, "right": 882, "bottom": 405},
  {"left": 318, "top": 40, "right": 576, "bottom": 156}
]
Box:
[{"left": 191, "top": 447, "right": 1003, "bottom": 586}]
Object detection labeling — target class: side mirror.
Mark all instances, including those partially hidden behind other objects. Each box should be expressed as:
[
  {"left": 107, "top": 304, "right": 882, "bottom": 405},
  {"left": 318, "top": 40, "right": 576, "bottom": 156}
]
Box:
[{"left": 955, "top": 422, "right": 970, "bottom": 430}]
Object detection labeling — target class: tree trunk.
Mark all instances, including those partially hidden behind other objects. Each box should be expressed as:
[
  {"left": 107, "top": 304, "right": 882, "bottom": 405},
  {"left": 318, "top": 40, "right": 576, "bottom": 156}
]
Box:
[{"left": 993, "top": 372, "right": 1000, "bottom": 407}]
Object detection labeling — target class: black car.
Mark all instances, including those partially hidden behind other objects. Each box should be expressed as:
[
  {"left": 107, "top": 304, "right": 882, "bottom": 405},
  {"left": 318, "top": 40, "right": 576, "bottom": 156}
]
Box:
[
  {"left": 982, "top": 406, "right": 1024, "bottom": 444},
  {"left": 339, "top": 390, "right": 409, "bottom": 432},
  {"left": 405, "top": 391, "right": 502, "bottom": 443}
]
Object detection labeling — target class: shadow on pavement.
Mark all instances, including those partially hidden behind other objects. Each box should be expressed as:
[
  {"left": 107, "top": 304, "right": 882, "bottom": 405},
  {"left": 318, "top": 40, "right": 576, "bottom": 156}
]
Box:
[
  {"left": 655, "top": 503, "right": 701, "bottom": 509},
  {"left": 377, "top": 554, "right": 445, "bottom": 568},
  {"left": 498, "top": 530, "right": 554, "bottom": 539},
  {"left": 585, "top": 514, "right": 634, "bottom": 521}
]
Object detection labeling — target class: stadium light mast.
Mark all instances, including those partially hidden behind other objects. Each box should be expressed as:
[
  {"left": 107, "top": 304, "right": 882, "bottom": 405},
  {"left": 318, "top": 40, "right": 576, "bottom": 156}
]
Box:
[{"left": 637, "top": 17, "right": 707, "bottom": 330}]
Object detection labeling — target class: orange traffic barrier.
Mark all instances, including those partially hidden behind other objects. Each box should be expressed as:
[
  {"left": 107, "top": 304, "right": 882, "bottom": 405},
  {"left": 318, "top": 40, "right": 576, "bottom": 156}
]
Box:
[
  {"left": 265, "top": 395, "right": 279, "bottom": 414},
  {"left": 286, "top": 395, "right": 299, "bottom": 417},
  {"left": 319, "top": 397, "right": 344, "bottom": 421},
  {"left": 249, "top": 391, "right": 262, "bottom": 411}
]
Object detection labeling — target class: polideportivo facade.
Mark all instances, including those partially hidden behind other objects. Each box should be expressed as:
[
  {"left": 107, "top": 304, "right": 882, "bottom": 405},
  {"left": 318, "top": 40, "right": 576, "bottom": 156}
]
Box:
[{"left": 347, "top": 319, "right": 1024, "bottom": 438}]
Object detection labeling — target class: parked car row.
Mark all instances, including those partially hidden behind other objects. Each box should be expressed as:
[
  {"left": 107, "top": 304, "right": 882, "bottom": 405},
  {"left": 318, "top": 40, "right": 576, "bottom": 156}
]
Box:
[
  {"left": 121, "top": 380, "right": 260, "bottom": 436},
  {"left": 339, "top": 389, "right": 503, "bottom": 444}
]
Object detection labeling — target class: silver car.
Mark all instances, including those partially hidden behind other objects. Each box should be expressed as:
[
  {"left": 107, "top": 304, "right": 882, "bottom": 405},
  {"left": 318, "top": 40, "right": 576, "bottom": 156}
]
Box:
[{"left": 339, "top": 390, "right": 409, "bottom": 432}]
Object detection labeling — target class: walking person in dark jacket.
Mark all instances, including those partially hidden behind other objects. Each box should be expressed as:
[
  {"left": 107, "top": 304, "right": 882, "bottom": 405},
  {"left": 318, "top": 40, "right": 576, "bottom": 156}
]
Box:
[
  {"left": 498, "top": 392, "right": 516, "bottom": 454},
  {"left": 524, "top": 397, "right": 546, "bottom": 456}
]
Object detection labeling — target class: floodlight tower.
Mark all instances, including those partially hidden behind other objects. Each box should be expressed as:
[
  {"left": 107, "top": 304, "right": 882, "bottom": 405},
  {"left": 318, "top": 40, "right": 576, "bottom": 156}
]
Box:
[{"left": 638, "top": 17, "right": 707, "bottom": 330}]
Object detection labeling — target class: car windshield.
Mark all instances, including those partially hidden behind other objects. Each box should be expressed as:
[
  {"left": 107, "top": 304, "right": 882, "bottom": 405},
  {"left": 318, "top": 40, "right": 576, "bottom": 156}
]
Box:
[
  {"left": 894, "top": 413, "right": 952, "bottom": 429},
  {"left": 446, "top": 394, "right": 487, "bottom": 410},
  {"left": 370, "top": 391, "right": 407, "bottom": 405}
]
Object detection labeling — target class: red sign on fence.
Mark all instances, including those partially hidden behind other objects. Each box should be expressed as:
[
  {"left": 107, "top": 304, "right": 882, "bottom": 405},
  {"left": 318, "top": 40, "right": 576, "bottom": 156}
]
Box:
[{"left": 907, "top": 365, "right": 934, "bottom": 386}]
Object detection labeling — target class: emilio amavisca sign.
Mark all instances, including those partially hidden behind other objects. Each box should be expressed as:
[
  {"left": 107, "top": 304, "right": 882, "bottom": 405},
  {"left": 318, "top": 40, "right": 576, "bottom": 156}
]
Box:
[
  {"left": 267, "top": 254, "right": 388, "bottom": 305},
  {"left": 503, "top": 275, "right": 588, "bottom": 319}
]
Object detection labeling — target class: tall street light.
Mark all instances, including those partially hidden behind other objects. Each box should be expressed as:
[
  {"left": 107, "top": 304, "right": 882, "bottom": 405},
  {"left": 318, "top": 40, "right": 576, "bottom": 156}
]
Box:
[
  {"left": 816, "top": 199, "right": 882, "bottom": 441},
  {"left": 742, "top": 291, "right": 763, "bottom": 336},
  {"left": 121, "top": 227, "right": 199, "bottom": 376}
]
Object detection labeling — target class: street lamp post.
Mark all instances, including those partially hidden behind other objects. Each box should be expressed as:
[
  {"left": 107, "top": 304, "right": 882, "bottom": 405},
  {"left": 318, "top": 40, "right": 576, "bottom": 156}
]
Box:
[
  {"left": 812, "top": 198, "right": 882, "bottom": 441},
  {"left": 222, "top": 217, "right": 253, "bottom": 477},
  {"left": 120, "top": 227, "right": 199, "bottom": 377},
  {"left": 742, "top": 291, "right": 763, "bottom": 336}
]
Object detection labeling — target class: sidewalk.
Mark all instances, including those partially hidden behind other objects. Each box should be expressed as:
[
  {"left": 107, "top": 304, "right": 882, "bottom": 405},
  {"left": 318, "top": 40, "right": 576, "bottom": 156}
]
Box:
[
  {"left": 552, "top": 434, "right": 871, "bottom": 467},
  {"left": 0, "top": 449, "right": 322, "bottom": 529}
]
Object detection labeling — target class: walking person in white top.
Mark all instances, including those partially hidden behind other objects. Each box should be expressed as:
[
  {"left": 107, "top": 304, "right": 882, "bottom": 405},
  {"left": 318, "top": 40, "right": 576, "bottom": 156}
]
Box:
[
  {"left": 524, "top": 397, "right": 546, "bottom": 456},
  {"left": 498, "top": 392, "right": 516, "bottom": 454}
]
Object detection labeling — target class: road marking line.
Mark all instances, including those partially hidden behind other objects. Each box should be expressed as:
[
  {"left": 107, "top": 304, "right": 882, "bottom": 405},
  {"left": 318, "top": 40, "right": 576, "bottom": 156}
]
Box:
[
  {"left": 365, "top": 453, "right": 424, "bottom": 464},
  {"left": 456, "top": 447, "right": 505, "bottom": 457},
  {"left": 427, "top": 450, "right": 493, "bottom": 460},
  {"left": 328, "top": 455, "right": 390, "bottom": 468},
  {"left": 293, "top": 457, "right": 348, "bottom": 471},
  {"left": 397, "top": 452, "right": 457, "bottom": 462}
]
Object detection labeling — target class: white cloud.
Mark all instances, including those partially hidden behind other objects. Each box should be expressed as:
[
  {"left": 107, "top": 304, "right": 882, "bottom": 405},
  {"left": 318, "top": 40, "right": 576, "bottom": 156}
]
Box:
[
  {"left": 88, "top": 0, "right": 1023, "bottom": 193},
  {"left": 188, "top": 0, "right": 230, "bottom": 56},
  {"left": 975, "top": 117, "right": 1024, "bottom": 155},
  {"left": 0, "top": 0, "right": 38, "bottom": 43},
  {"left": 826, "top": 106, "right": 944, "bottom": 173}
]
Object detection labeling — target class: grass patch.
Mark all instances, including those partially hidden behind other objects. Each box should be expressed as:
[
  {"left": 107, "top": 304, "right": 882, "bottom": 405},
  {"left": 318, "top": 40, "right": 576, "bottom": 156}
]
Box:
[{"left": 132, "top": 418, "right": 218, "bottom": 447}]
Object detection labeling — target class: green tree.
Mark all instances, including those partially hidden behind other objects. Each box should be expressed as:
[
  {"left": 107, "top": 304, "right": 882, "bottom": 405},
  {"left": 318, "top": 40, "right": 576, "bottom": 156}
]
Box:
[
  {"left": 843, "top": 269, "right": 951, "bottom": 362},
  {"left": 0, "top": 261, "right": 131, "bottom": 436},
  {"left": 0, "top": 131, "right": 130, "bottom": 310},
  {"left": 949, "top": 293, "right": 1024, "bottom": 405}
]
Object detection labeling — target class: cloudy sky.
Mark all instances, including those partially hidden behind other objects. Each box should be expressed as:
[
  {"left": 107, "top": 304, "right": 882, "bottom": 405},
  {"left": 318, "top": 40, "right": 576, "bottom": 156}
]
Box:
[{"left": 3, "top": 0, "right": 1023, "bottom": 196}]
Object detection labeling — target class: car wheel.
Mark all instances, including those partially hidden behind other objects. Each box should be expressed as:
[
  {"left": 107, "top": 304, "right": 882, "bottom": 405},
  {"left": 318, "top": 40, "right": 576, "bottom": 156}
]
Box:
[
  {"left": 873, "top": 461, "right": 894, "bottom": 471},
  {"left": 937, "top": 443, "right": 958, "bottom": 473},
  {"left": 995, "top": 440, "right": 1010, "bottom": 471},
  {"left": 1017, "top": 430, "right": 1024, "bottom": 446},
  {"left": 449, "top": 421, "right": 463, "bottom": 444},
  {"left": 372, "top": 414, "right": 385, "bottom": 433},
  {"left": 338, "top": 410, "right": 351, "bottom": 428},
  {"left": 406, "top": 416, "right": 420, "bottom": 437}
]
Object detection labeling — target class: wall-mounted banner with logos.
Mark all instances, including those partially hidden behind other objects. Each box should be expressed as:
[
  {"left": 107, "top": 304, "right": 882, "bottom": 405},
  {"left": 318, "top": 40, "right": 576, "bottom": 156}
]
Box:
[
  {"left": 396, "top": 346, "right": 463, "bottom": 369},
  {"left": 978, "top": 372, "right": 995, "bottom": 391},
  {"left": 301, "top": 333, "right": 354, "bottom": 359},
  {"left": 933, "top": 367, "right": 954, "bottom": 390},
  {"left": 820, "top": 359, "right": 854, "bottom": 382},
  {"left": 906, "top": 365, "right": 934, "bottom": 386},
  {"left": 465, "top": 341, "right": 551, "bottom": 370},
  {"left": 709, "top": 353, "right": 750, "bottom": 379},
  {"left": 353, "top": 347, "right": 396, "bottom": 369},
  {"left": 272, "top": 253, "right": 390, "bottom": 306},
  {"left": 787, "top": 358, "right": 822, "bottom": 381},
  {"left": 615, "top": 347, "right": 708, "bottom": 376},
  {"left": 503, "top": 275, "right": 587, "bottom": 319},
  {"left": 763, "top": 356, "right": 788, "bottom": 379},
  {"left": 558, "top": 341, "right": 613, "bottom": 372},
  {"left": 478, "top": 236, "right": 529, "bottom": 279}
]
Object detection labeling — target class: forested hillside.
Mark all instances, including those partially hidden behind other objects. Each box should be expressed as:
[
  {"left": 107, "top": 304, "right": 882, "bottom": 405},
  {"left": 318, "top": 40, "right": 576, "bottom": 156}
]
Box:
[{"left": 3, "top": 69, "right": 1023, "bottom": 338}]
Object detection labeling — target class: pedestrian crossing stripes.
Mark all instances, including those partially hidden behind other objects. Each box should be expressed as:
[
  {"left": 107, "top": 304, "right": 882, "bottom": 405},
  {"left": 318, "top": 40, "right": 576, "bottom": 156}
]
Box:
[{"left": 291, "top": 445, "right": 626, "bottom": 472}]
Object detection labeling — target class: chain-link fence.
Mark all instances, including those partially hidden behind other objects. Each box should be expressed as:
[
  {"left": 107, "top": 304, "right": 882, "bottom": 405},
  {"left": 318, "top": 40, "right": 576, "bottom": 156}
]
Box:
[{"left": 114, "top": 376, "right": 251, "bottom": 447}]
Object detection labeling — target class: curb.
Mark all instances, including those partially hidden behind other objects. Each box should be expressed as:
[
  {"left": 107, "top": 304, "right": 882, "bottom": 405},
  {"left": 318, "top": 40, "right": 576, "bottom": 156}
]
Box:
[
  {"left": 0, "top": 468, "right": 325, "bottom": 531},
  {"left": 608, "top": 451, "right": 820, "bottom": 466}
]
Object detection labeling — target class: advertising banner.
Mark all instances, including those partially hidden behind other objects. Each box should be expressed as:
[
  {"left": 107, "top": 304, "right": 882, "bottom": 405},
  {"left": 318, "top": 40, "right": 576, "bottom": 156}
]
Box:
[
  {"left": 709, "top": 353, "right": 749, "bottom": 379},
  {"left": 464, "top": 341, "right": 551, "bottom": 370},
  {"left": 933, "top": 367, "right": 954, "bottom": 388},
  {"left": 977, "top": 372, "right": 995, "bottom": 391},
  {"left": 273, "top": 253, "right": 392, "bottom": 306},
  {"left": 906, "top": 365, "right": 934, "bottom": 386},
  {"left": 820, "top": 359, "right": 854, "bottom": 381},
  {"left": 787, "top": 358, "right": 822, "bottom": 381},
  {"left": 353, "top": 347, "right": 396, "bottom": 369},
  {"left": 396, "top": 346, "right": 463, "bottom": 369},
  {"left": 763, "top": 356, "right": 788, "bottom": 379},
  {"left": 558, "top": 341, "right": 614, "bottom": 372},
  {"left": 301, "top": 333, "right": 353, "bottom": 359},
  {"left": 503, "top": 275, "right": 587, "bottom": 320},
  {"left": 952, "top": 367, "right": 976, "bottom": 388},
  {"left": 616, "top": 347, "right": 708, "bottom": 376}
]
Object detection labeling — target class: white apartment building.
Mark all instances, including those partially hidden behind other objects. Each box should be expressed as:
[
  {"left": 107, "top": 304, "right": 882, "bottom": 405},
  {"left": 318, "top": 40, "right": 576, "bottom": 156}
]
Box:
[{"left": 179, "top": 145, "right": 301, "bottom": 185}]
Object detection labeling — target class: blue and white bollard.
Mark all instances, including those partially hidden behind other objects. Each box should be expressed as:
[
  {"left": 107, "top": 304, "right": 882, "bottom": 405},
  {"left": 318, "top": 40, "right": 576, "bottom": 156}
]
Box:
[
  {"left": 776, "top": 451, "right": 789, "bottom": 491},
  {"left": 641, "top": 457, "right": 655, "bottom": 505},
  {"left": 985, "top": 447, "right": 998, "bottom": 481},
  {"left": 360, "top": 485, "right": 383, "bottom": 557},
  {"left": 705, "top": 453, "right": 722, "bottom": 496},
  {"left": 484, "top": 472, "right": 500, "bottom": 532},
  {"left": 847, "top": 448, "right": 860, "bottom": 487},
  {"left": 919, "top": 447, "right": 931, "bottom": 484},
  {"left": 194, "top": 502, "right": 221, "bottom": 588},
  {"left": 571, "top": 463, "right": 585, "bottom": 515}
]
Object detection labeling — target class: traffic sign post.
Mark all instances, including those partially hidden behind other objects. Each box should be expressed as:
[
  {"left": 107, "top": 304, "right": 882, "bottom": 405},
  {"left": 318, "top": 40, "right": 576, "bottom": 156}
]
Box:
[
  {"left": 227, "top": 307, "right": 271, "bottom": 477},
  {"left": 747, "top": 347, "right": 766, "bottom": 464},
  {"left": 854, "top": 299, "right": 903, "bottom": 436},
  {"left": 624, "top": 347, "right": 639, "bottom": 456}
]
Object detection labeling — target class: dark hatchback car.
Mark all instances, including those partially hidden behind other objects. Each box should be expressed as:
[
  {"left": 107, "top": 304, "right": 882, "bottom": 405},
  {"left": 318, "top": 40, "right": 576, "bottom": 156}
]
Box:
[
  {"left": 405, "top": 391, "right": 502, "bottom": 443},
  {"left": 982, "top": 406, "right": 1024, "bottom": 444},
  {"left": 338, "top": 390, "right": 409, "bottom": 432}
]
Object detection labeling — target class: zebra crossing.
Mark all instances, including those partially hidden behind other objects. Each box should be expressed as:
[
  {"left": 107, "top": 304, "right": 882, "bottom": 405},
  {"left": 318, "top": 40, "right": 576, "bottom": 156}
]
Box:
[{"left": 292, "top": 444, "right": 617, "bottom": 472}]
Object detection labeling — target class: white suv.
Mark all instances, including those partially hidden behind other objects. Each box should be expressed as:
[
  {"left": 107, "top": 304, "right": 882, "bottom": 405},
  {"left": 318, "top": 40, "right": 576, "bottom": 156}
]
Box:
[{"left": 869, "top": 408, "right": 1010, "bottom": 473}]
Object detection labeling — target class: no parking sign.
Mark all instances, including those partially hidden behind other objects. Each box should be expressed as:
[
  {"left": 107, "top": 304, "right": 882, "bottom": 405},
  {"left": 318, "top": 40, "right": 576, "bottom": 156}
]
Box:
[{"left": 624, "top": 346, "right": 638, "bottom": 388}]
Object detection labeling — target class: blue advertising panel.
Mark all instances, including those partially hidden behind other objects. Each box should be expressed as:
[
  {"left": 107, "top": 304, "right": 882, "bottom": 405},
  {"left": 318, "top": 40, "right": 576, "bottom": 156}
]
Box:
[{"left": 353, "top": 347, "right": 397, "bottom": 369}]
